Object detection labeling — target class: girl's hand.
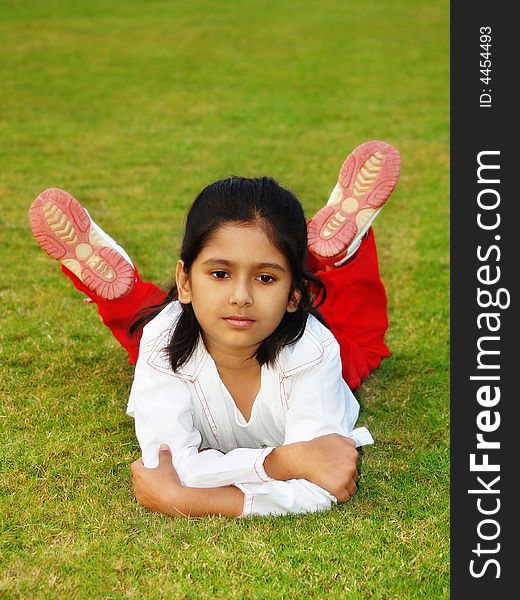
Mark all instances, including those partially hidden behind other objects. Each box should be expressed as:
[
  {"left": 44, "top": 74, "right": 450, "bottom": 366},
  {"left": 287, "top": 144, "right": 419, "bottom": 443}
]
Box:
[
  {"left": 130, "top": 444, "right": 184, "bottom": 515},
  {"left": 265, "top": 434, "right": 359, "bottom": 502},
  {"left": 298, "top": 434, "right": 359, "bottom": 502}
]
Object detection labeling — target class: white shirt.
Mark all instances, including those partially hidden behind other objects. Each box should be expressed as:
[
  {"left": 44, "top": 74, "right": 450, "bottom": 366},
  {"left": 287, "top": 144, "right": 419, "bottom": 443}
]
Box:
[{"left": 127, "top": 302, "right": 373, "bottom": 517}]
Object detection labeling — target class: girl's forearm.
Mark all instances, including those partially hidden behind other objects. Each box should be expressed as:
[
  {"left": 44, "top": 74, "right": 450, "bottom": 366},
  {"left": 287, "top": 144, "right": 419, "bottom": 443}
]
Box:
[{"left": 162, "top": 484, "right": 244, "bottom": 518}]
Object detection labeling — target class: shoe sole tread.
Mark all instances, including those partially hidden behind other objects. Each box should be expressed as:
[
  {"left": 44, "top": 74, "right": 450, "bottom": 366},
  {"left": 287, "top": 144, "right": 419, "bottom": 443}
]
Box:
[
  {"left": 308, "top": 141, "right": 401, "bottom": 262},
  {"left": 29, "top": 188, "right": 134, "bottom": 300}
]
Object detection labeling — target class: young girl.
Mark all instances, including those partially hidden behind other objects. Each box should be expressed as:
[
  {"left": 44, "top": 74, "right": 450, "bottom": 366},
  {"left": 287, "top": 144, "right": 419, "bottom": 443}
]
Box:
[{"left": 29, "top": 140, "right": 400, "bottom": 518}]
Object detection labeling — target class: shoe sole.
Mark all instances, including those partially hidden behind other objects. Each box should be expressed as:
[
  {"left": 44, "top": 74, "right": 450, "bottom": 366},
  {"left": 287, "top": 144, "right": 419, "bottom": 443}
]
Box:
[
  {"left": 307, "top": 140, "right": 401, "bottom": 263},
  {"left": 29, "top": 188, "right": 134, "bottom": 300}
]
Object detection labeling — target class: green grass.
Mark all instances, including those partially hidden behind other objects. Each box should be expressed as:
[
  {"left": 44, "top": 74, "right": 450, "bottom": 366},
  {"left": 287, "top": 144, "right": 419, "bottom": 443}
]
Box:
[{"left": 0, "top": 0, "right": 449, "bottom": 597}]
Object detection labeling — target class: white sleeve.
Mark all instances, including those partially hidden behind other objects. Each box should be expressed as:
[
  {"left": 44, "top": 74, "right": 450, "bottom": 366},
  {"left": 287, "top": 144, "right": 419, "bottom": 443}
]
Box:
[
  {"left": 235, "top": 480, "right": 335, "bottom": 517},
  {"left": 232, "top": 340, "right": 374, "bottom": 517},
  {"left": 127, "top": 330, "right": 277, "bottom": 489}
]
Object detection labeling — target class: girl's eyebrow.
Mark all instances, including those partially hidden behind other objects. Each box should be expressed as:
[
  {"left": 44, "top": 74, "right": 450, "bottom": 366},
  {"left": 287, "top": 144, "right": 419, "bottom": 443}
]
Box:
[{"left": 201, "top": 258, "right": 286, "bottom": 272}]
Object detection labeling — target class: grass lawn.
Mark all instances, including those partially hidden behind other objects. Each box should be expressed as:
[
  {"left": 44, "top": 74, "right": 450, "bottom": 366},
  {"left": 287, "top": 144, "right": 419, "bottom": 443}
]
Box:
[{"left": 0, "top": 0, "right": 449, "bottom": 597}]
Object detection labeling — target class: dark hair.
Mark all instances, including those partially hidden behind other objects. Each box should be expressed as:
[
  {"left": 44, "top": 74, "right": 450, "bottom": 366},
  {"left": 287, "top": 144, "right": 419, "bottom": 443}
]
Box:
[{"left": 130, "top": 176, "right": 327, "bottom": 371}]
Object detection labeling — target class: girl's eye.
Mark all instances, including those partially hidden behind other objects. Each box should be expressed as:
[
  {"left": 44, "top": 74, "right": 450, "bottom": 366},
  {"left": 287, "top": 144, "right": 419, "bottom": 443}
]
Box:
[
  {"left": 211, "top": 271, "right": 229, "bottom": 280},
  {"left": 257, "top": 274, "right": 275, "bottom": 284}
]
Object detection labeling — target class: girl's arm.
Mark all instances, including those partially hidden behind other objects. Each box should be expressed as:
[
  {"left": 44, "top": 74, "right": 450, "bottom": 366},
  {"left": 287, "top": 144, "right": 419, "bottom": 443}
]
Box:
[
  {"left": 130, "top": 441, "right": 358, "bottom": 518},
  {"left": 131, "top": 438, "right": 360, "bottom": 518},
  {"left": 131, "top": 446, "right": 244, "bottom": 517}
]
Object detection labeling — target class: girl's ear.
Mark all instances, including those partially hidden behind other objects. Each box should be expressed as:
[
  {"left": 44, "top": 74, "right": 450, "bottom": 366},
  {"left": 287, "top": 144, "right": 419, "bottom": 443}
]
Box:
[
  {"left": 286, "top": 289, "right": 301, "bottom": 313},
  {"left": 175, "top": 260, "right": 192, "bottom": 304}
]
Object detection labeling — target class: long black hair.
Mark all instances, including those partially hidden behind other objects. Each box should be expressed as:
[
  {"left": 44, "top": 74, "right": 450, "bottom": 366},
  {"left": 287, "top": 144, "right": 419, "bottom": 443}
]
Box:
[{"left": 130, "top": 176, "right": 327, "bottom": 371}]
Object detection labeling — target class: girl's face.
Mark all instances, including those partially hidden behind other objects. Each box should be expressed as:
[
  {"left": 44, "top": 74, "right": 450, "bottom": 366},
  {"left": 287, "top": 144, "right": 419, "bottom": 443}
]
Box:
[{"left": 176, "top": 223, "right": 299, "bottom": 360}]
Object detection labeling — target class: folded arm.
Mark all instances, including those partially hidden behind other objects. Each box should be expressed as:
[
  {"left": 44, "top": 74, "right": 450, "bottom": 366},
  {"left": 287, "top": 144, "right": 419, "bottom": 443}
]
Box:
[{"left": 131, "top": 437, "right": 359, "bottom": 518}]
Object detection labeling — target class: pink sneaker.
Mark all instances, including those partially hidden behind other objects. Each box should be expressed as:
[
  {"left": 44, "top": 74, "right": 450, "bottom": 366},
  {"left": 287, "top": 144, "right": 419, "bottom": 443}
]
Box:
[
  {"left": 29, "top": 188, "right": 135, "bottom": 300},
  {"left": 307, "top": 140, "right": 401, "bottom": 265}
]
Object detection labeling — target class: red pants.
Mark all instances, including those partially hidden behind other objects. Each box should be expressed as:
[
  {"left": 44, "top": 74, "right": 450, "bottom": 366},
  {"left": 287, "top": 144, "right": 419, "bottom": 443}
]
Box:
[{"left": 63, "top": 228, "right": 389, "bottom": 391}]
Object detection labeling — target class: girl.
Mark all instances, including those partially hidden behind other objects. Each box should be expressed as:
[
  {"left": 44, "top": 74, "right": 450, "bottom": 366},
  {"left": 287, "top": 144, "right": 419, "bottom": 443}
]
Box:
[{"left": 29, "top": 140, "right": 400, "bottom": 518}]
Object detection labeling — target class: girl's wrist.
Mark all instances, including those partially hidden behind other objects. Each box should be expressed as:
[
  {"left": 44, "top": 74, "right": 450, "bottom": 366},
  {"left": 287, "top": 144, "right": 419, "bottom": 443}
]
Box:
[{"left": 264, "top": 443, "right": 306, "bottom": 481}]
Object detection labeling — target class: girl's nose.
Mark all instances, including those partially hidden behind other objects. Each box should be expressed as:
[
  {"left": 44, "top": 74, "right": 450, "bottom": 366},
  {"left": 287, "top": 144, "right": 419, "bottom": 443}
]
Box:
[{"left": 229, "top": 281, "right": 253, "bottom": 307}]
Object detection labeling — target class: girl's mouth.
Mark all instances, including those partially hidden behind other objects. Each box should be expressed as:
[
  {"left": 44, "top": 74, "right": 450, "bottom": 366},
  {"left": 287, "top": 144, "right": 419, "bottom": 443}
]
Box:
[{"left": 223, "top": 316, "right": 255, "bottom": 328}]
